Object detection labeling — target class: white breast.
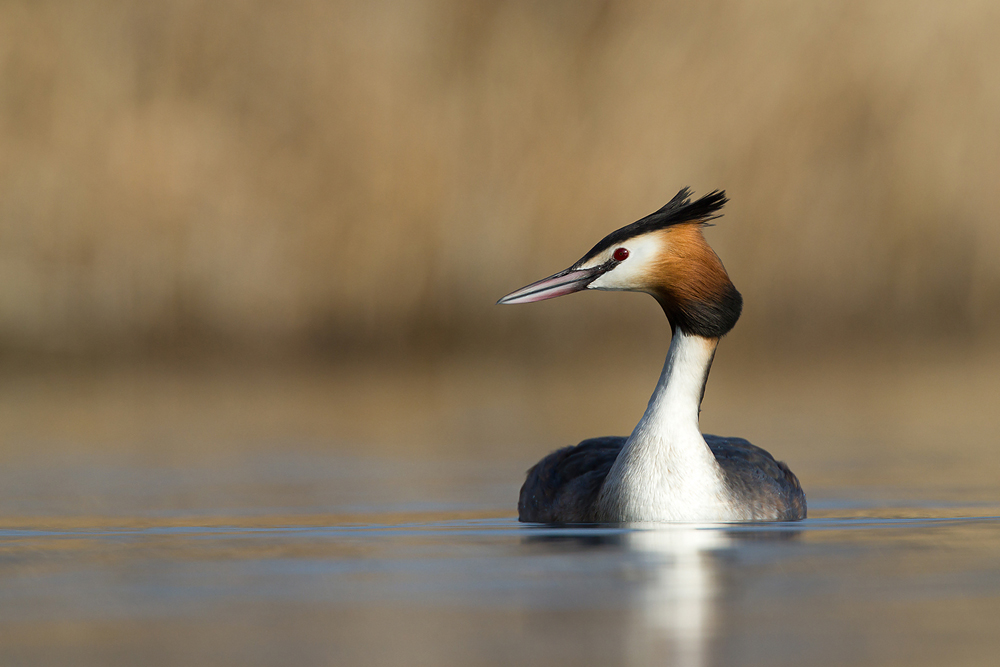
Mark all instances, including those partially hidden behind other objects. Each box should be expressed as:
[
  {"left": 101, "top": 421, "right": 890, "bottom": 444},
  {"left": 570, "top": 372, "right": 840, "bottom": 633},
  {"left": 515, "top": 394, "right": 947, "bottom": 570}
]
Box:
[{"left": 595, "top": 331, "right": 746, "bottom": 522}]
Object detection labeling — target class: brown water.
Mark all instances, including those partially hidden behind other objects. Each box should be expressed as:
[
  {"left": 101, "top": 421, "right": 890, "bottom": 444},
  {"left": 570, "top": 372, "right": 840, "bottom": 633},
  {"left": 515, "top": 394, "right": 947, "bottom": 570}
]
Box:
[{"left": 0, "top": 348, "right": 998, "bottom": 666}]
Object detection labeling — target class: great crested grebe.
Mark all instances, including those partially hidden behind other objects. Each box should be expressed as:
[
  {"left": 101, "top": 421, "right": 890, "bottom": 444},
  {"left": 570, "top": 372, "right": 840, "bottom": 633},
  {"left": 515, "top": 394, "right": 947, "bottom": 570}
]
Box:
[{"left": 499, "top": 188, "right": 805, "bottom": 523}]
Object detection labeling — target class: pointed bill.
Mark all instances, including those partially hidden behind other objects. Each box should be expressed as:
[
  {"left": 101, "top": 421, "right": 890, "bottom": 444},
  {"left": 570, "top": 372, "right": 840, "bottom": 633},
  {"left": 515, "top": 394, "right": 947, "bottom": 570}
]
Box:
[{"left": 497, "top": 265, "right": 608, "bottom": 305}]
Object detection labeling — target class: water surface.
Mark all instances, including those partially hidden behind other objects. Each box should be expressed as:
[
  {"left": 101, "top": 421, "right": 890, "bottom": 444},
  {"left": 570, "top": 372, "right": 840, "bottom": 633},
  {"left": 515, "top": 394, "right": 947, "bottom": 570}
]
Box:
[
  {"left": 1, "top": 453, "right": 999, "bottom": 667},
  {"left": 0, "top": 357, "right": 998, "bottom": 666}
]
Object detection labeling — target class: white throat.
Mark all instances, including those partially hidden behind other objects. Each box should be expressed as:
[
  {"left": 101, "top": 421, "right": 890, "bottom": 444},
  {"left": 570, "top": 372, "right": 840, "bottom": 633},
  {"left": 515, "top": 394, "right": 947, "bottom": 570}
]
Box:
[{"left": 596, "top": 330, "right": 731, "bottom": 522}]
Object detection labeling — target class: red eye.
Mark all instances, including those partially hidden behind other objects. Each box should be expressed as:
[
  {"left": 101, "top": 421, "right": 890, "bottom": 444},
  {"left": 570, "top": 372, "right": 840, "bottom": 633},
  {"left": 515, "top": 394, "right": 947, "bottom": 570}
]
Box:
[{"left": 613, "top": 247, "right": 629, "bottom": 262}]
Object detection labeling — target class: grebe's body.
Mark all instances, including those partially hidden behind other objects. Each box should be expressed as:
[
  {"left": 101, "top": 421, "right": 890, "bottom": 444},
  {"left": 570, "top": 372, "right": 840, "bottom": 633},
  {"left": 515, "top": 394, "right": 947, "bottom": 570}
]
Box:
[{"left": 499, "top": 189, "right": 805, "bottom": 523}]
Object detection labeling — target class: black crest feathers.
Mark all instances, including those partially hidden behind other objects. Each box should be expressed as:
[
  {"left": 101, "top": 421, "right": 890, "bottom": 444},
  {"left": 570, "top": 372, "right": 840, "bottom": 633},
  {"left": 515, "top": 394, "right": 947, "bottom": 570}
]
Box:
[{"left": 579, "top": 188, "right": 728, "bottom": 263}]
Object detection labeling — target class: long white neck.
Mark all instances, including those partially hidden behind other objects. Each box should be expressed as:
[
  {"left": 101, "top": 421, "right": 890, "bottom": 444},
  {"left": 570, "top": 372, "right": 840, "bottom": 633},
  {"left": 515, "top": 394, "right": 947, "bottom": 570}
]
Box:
[{"left": 596, "top": 330, "right": 732, "bottom": 522}]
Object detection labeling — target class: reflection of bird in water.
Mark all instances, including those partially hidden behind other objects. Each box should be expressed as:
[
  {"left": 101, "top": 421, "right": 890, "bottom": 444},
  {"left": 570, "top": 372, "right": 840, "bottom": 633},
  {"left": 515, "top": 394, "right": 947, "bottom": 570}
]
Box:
[
  {"left": 521, "top": 525, "right": 799, "bottom": 667},
  {"left": 499, "top": 189, "right": 805, "bottom": 523}
]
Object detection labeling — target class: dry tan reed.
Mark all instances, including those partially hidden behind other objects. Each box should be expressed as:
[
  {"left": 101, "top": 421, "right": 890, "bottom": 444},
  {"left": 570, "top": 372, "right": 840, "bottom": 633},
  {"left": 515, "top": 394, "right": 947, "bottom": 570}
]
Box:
[{"left": 1, "top": 1, "right": 998, "bottom": 357}]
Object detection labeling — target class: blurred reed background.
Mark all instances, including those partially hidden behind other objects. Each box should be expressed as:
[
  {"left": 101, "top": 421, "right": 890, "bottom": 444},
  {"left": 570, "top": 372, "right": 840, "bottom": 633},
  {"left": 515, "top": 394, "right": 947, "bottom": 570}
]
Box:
[{"left": 2, "top": 0, "right": 999, "bottom": 364}]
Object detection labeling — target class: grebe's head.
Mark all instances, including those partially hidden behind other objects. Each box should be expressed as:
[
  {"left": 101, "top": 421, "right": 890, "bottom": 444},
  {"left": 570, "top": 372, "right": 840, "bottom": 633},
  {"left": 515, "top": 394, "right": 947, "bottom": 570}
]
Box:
[{"left": 497, "top": 188, "right": 742, "bottom": 337}]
